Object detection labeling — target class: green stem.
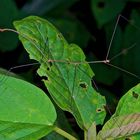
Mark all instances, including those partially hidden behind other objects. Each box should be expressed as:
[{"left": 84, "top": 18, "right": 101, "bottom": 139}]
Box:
[
  {"left": 54, "top": 126, "right": 78, "bottom": 140},
  {"left": 84, "top": 130, "right": 88, "bottom": 140},
  {"left": 84, "top": 122, "right": 97, "bottom": 140}
]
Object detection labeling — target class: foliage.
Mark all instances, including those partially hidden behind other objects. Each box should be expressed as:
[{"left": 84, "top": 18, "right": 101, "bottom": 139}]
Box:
[
  {"left": 13, "top": 16, "right": 106, "bottom": 130},
  {"left": 0, "top": 73, "right": 56, "bottom": 139},
  {"left": 0, "top": 0, "right": 140, "bottom": 139}
]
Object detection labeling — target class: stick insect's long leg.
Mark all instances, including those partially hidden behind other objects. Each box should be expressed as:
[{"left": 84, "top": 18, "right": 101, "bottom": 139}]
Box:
[{"left": 0, "top": 63, "right": 39, "bottom": 84}]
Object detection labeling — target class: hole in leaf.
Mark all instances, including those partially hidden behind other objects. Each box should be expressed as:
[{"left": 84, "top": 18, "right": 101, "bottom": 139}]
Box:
[
  {"left": 49, "top": 61, "right": 52, "bottom": 66},
  {"left": 47, "top": 67, "right": 50, "bottom": 71},
  {"left": 41, "top": 76, "right": 48, "bottom": 81},
  {"left": 97, "top": 1, "right": 105, "bottom": 8},
  {"left": 57, "top": 33, "right": 62, "bottom": 39},
  {"left": 132, "top": 91, "right": 139, "bottom": 99},
  {"left": 96, "top": 108, "right": 102, "bottom": 113},
  {"left": 79, "top": 82, "right": 87, "bottom": 89}
]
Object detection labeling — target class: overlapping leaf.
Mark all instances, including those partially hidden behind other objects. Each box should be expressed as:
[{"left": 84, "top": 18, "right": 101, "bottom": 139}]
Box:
[
  {"left": 0, "top": 74, "right": 56, "bottom": 139},
  {"left": 13, "top": 16, "right": 106, "bottom": 130},
  {"left": 97, "top": 113, "right": 140, "bottom": 140},
  {"left": 97, "top": 83, "right": 140, "bottom": 139}
]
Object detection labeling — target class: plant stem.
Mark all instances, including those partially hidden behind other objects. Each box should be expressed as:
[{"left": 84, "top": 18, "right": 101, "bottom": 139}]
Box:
[
  {"left": 84, "top": 130, "right": 88, "bottom": 140},
  {"left": 84, "top": 122, "right": 97, "bottom": 140},
  {"left": 54, "top": 126, "right": 78, "bottom": 140}
]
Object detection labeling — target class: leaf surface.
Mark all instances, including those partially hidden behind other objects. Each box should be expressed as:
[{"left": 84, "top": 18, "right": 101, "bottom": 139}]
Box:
[
  {"left": 97, "top": 113, "right": 140, "bottom": 140},
  {"left": 13, "top": 16, "right": 106, "bottom": 130},
  {"left": 0, "top": 74, "right": 56, "bottom": 139},
  {"left": 97, "top": 83, "right": 140, "bottom": 139}
]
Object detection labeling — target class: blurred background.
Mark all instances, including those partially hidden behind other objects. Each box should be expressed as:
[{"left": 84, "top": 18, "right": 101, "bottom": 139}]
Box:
[{"left": 0, "top": 0, "right": 140, "bottom": 139}]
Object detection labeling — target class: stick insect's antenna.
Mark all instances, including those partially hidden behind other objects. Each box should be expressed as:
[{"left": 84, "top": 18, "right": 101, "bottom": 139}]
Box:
[{"left": 105, "top": 15, "right": 121, "bottom": 61}]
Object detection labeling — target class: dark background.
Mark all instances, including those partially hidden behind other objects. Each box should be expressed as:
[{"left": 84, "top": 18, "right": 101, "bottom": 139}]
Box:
[{"left": 0, "top": 0, "right": 140, "bottom": 139}]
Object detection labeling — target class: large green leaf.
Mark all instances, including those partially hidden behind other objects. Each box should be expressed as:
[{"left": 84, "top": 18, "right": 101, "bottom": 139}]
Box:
[
  {"left": 0, "top": 74, "right": 56, "bottom": 139},
  {"left": 97, "top": 83, "right": 140, "bottom": 139},
  {"left": 91, "top": 0, "right": 125, "bottom": 28},
  {"left": 13, "top": 16, "right": 106, "bottom": 130},
  {"left": 0, "top": 0, "right": 18, "bottom": 52}
]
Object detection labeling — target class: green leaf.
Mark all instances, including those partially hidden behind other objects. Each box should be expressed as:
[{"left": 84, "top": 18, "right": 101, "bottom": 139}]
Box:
[
  {"left": 86, "top": 122, "right": 96, "bottom": 140},
  {"left": 0, "top": 0, "right": 18, "bottom": 51},
  {"left": 0, "top": 74, "right": 56, "bottom": 139},
  {"left": 13, "top": 16, "right": 106, "bottom": 130},
  {"left": 113, "top": 83, "right": 140, "bottom": 117},
  {"left": 97, "top": 83, "right": 140, "bottom": 139},
  {"left": 91, "top": 0, "right": 125, "bottom": 28},
  {"left": 0, "top": 68, "right": 21, "bottom": 79},
  {"left": 44, "top": 131, "right": 67, "bottom": 140},
  {"left": 97, "top": 113, "right": 140, "bottom": 140}
]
